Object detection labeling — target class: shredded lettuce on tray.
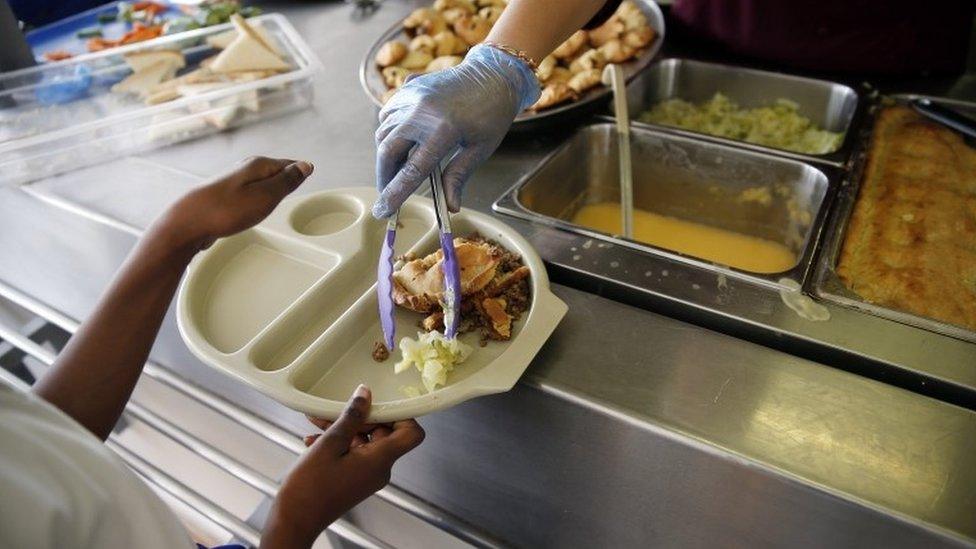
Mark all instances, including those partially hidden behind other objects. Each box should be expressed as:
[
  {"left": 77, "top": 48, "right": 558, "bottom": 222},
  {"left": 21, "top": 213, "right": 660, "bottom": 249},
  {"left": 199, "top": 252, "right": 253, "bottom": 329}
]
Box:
[
  {"left": 395, "top": 331, "right": 473, "bottom": 394},
  {"left": 639, "top": 93, "right": 843, "bottom": 155}
]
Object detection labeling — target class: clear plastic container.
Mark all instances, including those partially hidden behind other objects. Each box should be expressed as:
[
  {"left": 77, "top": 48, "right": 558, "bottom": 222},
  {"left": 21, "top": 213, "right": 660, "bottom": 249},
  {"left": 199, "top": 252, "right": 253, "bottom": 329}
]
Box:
[{"left": 0, "top": 14, "right": 320, "bottom": 186}]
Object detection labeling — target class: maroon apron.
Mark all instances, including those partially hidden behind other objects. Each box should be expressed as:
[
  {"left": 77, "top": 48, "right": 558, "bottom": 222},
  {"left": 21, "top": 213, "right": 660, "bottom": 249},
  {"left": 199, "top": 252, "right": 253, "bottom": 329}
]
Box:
[{"left": 671, "top": 0, "right": 974, "bottom": 75}]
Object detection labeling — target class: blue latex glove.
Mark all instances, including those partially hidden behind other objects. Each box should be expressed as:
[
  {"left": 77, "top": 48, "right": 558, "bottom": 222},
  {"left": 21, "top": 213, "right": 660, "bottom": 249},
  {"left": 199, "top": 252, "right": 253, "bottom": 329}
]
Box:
[{"left": 372, "top": 44, "right": 540, "bottom": 218}]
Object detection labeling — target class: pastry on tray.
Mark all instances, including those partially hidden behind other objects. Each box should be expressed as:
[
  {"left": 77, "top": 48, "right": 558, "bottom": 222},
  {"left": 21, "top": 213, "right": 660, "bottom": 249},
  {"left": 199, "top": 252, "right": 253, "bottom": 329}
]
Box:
[{"left": 374, "top": 0, "right": 656, "bottom": 112}]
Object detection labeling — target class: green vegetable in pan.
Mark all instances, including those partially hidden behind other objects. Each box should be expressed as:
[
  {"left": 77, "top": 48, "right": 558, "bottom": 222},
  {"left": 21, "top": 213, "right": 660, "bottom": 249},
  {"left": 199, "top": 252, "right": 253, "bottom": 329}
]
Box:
[
  {"left": 163, "top": 16, "right": 201, "bottom": 35},
  {"left": 76, "top": 26, "right": 104, "bottom": 38},
  {"left": 640, "top": 93, "right": 844, "bottom": 155},
  {"left": 97, "top": 11, "right": 118, "bottom": 24}
]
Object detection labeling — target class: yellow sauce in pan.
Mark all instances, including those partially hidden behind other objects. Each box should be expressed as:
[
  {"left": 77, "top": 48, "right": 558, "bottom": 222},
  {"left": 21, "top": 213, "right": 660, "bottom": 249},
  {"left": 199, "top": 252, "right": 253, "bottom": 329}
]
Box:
[{"left": 572, "top": 202, "right": 797, "bottom": 274}]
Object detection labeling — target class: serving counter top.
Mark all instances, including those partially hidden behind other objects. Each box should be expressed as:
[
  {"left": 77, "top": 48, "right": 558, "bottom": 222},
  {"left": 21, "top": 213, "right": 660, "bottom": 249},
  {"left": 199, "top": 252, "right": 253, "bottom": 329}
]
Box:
[{"left": 2, "top": 2, "right": 974, "bottom": 547}]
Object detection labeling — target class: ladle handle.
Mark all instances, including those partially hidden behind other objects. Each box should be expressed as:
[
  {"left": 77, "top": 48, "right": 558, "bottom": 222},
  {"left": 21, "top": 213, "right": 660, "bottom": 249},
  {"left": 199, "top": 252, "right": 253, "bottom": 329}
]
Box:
[{"left": 602, "top": 64, "right": 633, "bottom": 239}]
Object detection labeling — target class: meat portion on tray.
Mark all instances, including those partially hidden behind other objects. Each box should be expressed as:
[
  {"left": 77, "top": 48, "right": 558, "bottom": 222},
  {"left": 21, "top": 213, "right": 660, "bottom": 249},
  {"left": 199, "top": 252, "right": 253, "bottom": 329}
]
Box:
[{"left": 392, "top": 234, "right": 531, "bottom": 344}]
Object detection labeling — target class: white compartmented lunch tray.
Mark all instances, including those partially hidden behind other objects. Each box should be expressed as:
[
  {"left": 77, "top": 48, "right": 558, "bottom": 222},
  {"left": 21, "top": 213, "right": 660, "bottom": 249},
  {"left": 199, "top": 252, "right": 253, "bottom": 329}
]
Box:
[
  {"left": 0, "top": 14, "right": 321, "bottom": 187},
  {"left": 176, "top": 188, "right": 568, "bottom": 422}
]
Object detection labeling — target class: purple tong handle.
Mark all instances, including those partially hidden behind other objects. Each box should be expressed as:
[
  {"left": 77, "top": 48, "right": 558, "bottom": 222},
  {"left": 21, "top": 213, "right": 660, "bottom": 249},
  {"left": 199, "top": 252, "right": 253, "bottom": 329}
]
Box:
[
  {"left": 440, "top": 231, "right": 462, "bottom": 338},
  {"left": 377, "top": 227, "right": 397, "bottom": 350}
]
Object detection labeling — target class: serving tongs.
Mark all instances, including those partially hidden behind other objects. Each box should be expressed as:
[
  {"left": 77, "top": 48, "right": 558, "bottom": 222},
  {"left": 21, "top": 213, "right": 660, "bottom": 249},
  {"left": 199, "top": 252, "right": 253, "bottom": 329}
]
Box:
[
  {"left": 910, "top": 98, "right": 976, "bottom": 141},
  {"left": 377, "top": 166, "right": 463, "bottom": 350},
  {"left": 378, "top": 210, "right": 398, "bottom": 350}
]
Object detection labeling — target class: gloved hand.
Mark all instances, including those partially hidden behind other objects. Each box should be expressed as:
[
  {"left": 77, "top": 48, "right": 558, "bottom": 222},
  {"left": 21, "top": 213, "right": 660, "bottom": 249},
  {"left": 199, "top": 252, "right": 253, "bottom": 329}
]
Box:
[{"left": 372, "top": 44, "right": 541, "bottom": 218}]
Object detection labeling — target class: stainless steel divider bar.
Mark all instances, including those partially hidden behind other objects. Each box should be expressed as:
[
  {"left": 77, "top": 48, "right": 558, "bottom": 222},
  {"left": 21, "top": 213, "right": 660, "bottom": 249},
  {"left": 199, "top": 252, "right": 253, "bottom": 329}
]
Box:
[
  {"left": 143, "top": 363, "right": 306, "bottom": 453},
  {"left": 0, "top": 318, "right": 56, "bottom": 364},
  {"left": 0, "top": 312, "right": 390, "bottom": 549},
  {"left": 125, "top": 401, "right": 280, "bottom": 497},
  {"left": 0, "top": 279, "right": 505, "bottom": 548},
  {"left": 107, "top": 441, "right": 263, "bottom": 547},
  {"left": 123, "top": 402, "right": 392, "bottom": 549},
  {"left": 0, "top": 360, "right": 30, "bottom": 391}
]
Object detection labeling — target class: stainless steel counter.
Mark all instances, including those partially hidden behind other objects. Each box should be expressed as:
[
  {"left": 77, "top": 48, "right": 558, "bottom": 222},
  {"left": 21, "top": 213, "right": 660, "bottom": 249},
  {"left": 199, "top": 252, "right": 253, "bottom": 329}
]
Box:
[{"left": 2, "top": 2, "right": 975, "bottom": 547}]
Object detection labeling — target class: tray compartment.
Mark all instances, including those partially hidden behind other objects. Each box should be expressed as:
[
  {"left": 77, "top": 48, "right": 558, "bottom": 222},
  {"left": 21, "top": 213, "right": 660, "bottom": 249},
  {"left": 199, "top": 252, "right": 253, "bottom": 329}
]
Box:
[
  {"left": 181, "top": 230, "right": 338, "bottom": 354},
  {"left": 248, "top": 201, "right": 435, "bottom": 372},
  {"left": 499, "top": 123, "right": 831, "bottom": 284},
  {"left": 620, "top": 58, "right": 860, "bottom": 165},
  {"left": 289, "top": 193, "right": 364, "bottom": 236},
  {"left": 813, "top": 95, "right": 976, "bottom": 343},
  {"left": 288, "top": 216, "right": 529, "bottom": 402}
]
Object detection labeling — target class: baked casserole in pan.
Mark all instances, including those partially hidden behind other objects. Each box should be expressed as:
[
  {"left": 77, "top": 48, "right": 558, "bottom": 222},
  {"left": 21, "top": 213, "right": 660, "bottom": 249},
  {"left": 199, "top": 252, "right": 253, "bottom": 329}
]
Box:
[{"left": 838, "top": 106, "right": 976, "bottom": 331}]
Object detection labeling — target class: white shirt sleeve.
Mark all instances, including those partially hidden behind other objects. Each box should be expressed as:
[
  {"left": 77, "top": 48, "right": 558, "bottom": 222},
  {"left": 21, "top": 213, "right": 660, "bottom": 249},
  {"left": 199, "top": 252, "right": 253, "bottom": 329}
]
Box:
[{"left": 0, "top": 384, "right": 195, "bottom": 549}]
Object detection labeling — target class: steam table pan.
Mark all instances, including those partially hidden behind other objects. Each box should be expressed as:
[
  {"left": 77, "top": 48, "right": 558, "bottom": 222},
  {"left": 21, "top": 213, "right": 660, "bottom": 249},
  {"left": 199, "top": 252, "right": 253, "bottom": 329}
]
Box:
[
  {"left": 814, "top": 94, "right": 976, "bottom": 344},
  {"left": 176, "top": 188, "right": 567, "bottom": 422}
]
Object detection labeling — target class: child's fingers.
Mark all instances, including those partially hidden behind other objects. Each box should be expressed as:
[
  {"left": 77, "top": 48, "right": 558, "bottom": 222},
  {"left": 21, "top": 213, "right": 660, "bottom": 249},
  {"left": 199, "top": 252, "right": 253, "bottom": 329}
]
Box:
[
  {"left": 351, "top": 434, "right": 369, "bottom": 448},
  {"left": 228, "top": 156, "right": 293, "bottom": 184},
  {"left": 306, "top": 415, "right": 387, "bottom": 435},
  {"left": 252, "top": 161, "right": 313, "bottom": 204},
  {"left": 306, "top": 416, "right": 332, "bottom": 431},
  {"left": 305, "top": 432, "right": 366, "bottom": 448},
  {"left": 369, "top": 426, "right": 393, "bottom": 441},
  {"left": 320, "top": 385, "right": 371, "bottom": 456},
  {"left": 373, "top": 420, "right": 425, "bottom": 463}
]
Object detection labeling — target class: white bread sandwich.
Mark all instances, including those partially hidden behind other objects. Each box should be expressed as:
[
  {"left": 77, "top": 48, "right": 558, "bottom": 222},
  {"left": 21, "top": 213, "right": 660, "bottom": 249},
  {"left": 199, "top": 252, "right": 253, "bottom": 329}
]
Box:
[
  {"left": 209, "top": 14, "right": 289, "bottom": 73},
  {"left": 206, "top": 21, "right": 281, "bottom": 55},
  {"left": 123, "top": 50, "right": 185, "bottom": 72},
  {"left": 111, "top": 59, "right": 180, "bottom": 96}
]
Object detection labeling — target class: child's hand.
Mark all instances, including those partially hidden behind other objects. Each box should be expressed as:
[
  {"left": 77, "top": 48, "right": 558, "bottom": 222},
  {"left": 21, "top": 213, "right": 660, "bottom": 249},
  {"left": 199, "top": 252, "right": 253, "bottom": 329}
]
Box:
[
  {"left": 261, "top": 385, "right": 425, "bottom": 549},
  {"left": 159, "top": 156, "right": 314, "bottom": 252}
]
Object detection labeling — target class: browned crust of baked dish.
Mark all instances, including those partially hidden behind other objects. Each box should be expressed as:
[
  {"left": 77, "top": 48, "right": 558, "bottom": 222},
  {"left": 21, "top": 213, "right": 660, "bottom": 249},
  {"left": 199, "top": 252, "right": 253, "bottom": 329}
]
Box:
[{"left": 837, "top": 105, "right": 976, "bottom": 331}]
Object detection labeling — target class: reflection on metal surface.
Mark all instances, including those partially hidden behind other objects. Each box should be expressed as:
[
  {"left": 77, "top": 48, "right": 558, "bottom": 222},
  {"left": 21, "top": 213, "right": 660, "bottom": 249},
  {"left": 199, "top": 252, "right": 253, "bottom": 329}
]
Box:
[
  {"left": 742, "top": 375, "right": 948, "bottom": 509},
  {"left": 778, "top": 278, "right": 829, "bottom": 321},
  {"left": 519, "top": 286, "right": 976, "bottom": 545}
]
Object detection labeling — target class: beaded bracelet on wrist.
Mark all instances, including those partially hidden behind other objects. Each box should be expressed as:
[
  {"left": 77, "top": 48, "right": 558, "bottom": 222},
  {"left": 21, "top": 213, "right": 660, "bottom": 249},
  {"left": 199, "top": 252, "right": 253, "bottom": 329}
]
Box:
[{"left": 481, "top": 41, "right": 539, "bottom": 71}]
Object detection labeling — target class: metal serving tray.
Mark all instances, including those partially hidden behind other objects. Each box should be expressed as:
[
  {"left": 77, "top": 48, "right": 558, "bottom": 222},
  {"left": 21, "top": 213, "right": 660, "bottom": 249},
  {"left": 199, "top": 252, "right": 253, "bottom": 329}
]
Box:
[
  {"left": 617, "top": 58, "right": 863, "bottom": 167},
  {"left": 495, "top": 122, "right": 833, "bottom": 289},
  {"left": 813, "top": 94, "right": 976, "bottom": 344},
  {"left": 359, "top": 1, "right": 664, "bottom": 130}
]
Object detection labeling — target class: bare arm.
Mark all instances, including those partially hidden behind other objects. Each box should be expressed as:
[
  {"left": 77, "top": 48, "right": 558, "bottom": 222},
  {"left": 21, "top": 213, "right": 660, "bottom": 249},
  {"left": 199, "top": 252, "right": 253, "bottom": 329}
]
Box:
[
  {"left": 486, "top": 0, "right": 611, "bottom": 61},
  {"left": 33, "top": 157, "right": 313, "bottom": 440}
]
